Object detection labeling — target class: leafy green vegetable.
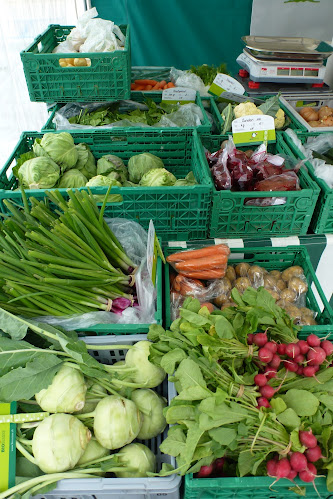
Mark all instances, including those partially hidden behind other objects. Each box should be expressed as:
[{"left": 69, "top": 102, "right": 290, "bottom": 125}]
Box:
[
  {"left": 18, "top": 157, "right": 60, "bottom": 190},
  {"left": 128, "top": 152, "right": 164, "bottom": 183},
  {"left": 58, "top": 169, "right": 87, "bottom": 188},
  {"left": 281, "top": 389, "right": 320, "bottom": 417},
  {"left": 189, "top": 63, "right": 228, "bottom": 86},
  {"left": 221, "top": 103, "right": 233, "bottom": 133},
  {"left": 139, "top": 168, "right": 177, "bottom": 187},
  {"left": 258, "top": 94, "right": 281, "bottom": 118}
]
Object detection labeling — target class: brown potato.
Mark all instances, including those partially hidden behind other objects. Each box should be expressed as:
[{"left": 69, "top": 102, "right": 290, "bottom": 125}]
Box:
[
  {"left": 269, "top": 270, "right": 281, "bottom": 279},
  {"left": 299, "top": 307, "right": 314, "bottom": 318},
  {"left": 281, "top": 266, "right": 304, "bottom": 282},
  {"left": 288, "top": 277, "right": 308, "bottom": 295},
  {"left": 214, "top": 277, "right": 232, "bottom": 295},
  {"left": 266, "top": 289, "right": 280, "bottom": 301},
  {"left": 235, "top": 263, "right": 251, "bottom": 277},
  {"left": 247, "top": 265, "right": 265, "bottom": 286},
  {"left": 280, "top": 288, "right": 297, "bottom": 302},
  {"left": 276, "top": 299, "right": 286, "bottom": 309},
  {"left": 300, "top": 315, "right": 317, "bottom": 326},
  {"left": 214, "top": 293, "right": 231, "bottom": 308},
  {"left": 263, "top": 275, "right": 278, "bottom": 290},
  {"left": 276, "top": 279, "right": 286, "bottom": 291},
  {"left": 284, "top": 304, "right": 302, "bottom": 321},
  {"left": 225, "top": 265, "right": 236, "bottom": 283},
  {"left": 234, "top": 277, "right": 251, "bottom": 294}
]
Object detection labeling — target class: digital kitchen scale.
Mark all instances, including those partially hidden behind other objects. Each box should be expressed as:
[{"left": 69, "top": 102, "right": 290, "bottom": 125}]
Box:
[{"left": 236, "top": 36, "right": 333, "bottom": 86}]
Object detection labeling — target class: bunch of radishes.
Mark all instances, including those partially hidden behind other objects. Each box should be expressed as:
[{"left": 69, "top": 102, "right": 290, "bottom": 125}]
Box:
[
  {"left": 196, "top": 458, "right": 225, "bottom": 478},
  {"left": 267, "top": 430, "right": 322, "bottom": 484},
  {"left": 249, "top": 332, "right": 333, "bottom": 408}
]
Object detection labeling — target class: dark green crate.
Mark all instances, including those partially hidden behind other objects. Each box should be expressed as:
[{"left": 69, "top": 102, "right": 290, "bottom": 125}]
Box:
[
  {"left": 284, "top": 131, "right": 333, "bottom": 234},
  {"left": 164, "top": 244, "right": 333, "bottom": 335},
  {"left": 41, "top": 92, "right": 212, "bottom": 138},
  {"left": 200, "top": 133, "right": 320, "bottom": 238},
  {"left": 184, "top": 474, "right": 330, "bottom": 499},
  {"left": 0, "top": 130, "right": 212, "bottom": 241},
  {"left": 21, "top": 24, "right": 131, "bottom": 103}
]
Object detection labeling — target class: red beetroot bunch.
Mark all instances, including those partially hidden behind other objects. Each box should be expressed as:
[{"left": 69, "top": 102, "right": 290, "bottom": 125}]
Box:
[{"left": 267, "top": 430, "right": 322, "bottom": 484}]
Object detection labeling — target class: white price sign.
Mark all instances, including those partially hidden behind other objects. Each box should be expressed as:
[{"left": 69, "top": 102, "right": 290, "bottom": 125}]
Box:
[
  {"left": 232, "top": 115, "right": 276, "bottom": 146},
  {"left": 209, "top": 74, "right": 246, "bottom": 97},
  {"left": 162, "top": 87, "right": 196, "bottom": 104}
]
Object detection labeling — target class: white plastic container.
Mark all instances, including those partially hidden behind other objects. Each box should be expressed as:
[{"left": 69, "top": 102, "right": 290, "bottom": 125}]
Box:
[
  {"left": 34, "top": 334, "right": 180, "bottom": 499},
  {"left": 280, "top": 93, "right": 333, "bottom": 132}
]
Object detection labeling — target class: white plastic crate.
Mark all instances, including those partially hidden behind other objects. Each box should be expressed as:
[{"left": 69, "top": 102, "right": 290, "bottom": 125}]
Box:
[
  {"left": 34, "top": 334, "right": 180, "bottom": 499},
  {"left": 280, "top": 93, "right": 333, "bottom": 132}
]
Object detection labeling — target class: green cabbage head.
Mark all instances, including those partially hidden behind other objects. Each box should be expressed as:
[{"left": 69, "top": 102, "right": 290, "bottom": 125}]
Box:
[
  {"left": 128, "top": 152, "right": 164, "bottom": 183},
  {"left": 37, "top": 132, "right": 78, "bottom": 171},
  {"left": 75, "top": 143, "right": 96, "bottom": 179},
  {"left": 18, "top": 157, "right": 60, "bottom": 189},
  {"left": 32, "top": 414, "right": 91, "bottom": 473},
  {"left": 58, "top": 169, "right": 88, "bottom": 188},
  {"left": 86, "top": 175, "right": 121, "bottom": 188},
  {"left": 97, "top": 155, "right": 128, "bottom": 183},
  {"left": 139, "top": 168, "right": 176, "bottom": 186}
]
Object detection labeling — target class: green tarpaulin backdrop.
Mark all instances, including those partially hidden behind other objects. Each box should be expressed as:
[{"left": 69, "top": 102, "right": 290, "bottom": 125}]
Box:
[{"left": 92, "top": 0, "right": 252, "bottom": 75}]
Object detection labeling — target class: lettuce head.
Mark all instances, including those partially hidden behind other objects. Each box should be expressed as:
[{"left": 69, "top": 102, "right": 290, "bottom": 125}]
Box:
[
  {"left": 58, "top": 169, "right": 88, "bottom": 188},
  {"left": 34, "top": 133, "right": 78, "bottom": 171},
  {"left": 139, "top": 168, "right": 176, "bottom": 187},
  {"left": 97, "top": 155, "right": 128, "bottom": 183},
  {"left": 128, "top": 153, "right": 164, "bottom": 183},
  {"left": 18, "top": 157, "right": 60, "bottom": 189}
]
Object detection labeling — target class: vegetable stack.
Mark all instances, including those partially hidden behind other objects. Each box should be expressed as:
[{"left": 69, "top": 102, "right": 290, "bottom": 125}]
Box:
[{"left": 167, "top": 244, "right": 230, "bottom": 280}]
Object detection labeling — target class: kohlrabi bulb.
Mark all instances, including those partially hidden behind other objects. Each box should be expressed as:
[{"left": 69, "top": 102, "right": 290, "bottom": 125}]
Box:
[
  {"left": 125, "top": 341, "right": 166, "bottom": 388},
  {"left": 115, "top": 443, "right": 156, "bottom": 477},
  {"left": 32, "top": 414, "right": 91, "bottom": 473},
  {"left": 35, "top": 364, "right": 87, "bottom": 413},
  {"left": 93, "top": 395, "right": 142, "bottom": 450},
  {"left": 131, "top": 389, "right": 167, "bottom": 440},
  {"left": 77, "top": 437, "right": 109, "bottom": 466}
]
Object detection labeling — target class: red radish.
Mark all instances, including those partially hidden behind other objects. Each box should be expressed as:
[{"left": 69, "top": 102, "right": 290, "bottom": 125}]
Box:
[
  {"left": 213, "top": 458, "right": 225, "bottom": 472},
  {"left": 313, "top": 365, "right": 320, "bottom": 373},
  {"left": 296, "top": 366, "right": 304, "bottom": 375},
  {"left": 197, "top": 464, "right": 214, "bottom": 478},
  {"left": 307, "top": 334, "right": 321, "bottom": 348},
  {"left": 269, "top": 354, "right": 281, "bottom": 369},
  {"left": 298, "top": 340, "right": 310, "bottom": 355},
  {"left": 285, "top": 343, "right": 300, "bottom": 359},
  {"left": 260, "top": 385, "right": 275, "bottom": 399},
  {"left": 265, "top": 341, "right": 277, "bottom": 354},
  {"left": 299, "top": 430, "right": 317, "bottom": 449},
  {"left": 299, "top": 463, "right": 316, "bottom": 483},
  {"left": 290, "top": 452, "right": 307, "bottom": 472},
  {"left": 253, "top": 333, "right": 268, "bottom": 347},
  {"left": 294, "top": 354, "right": 305, "bottom": 364},
  {"left": 303, "top": 366, "right": 317, "bottom": 377},
  {"left": 266, "top": 459, "right": 278, "bottom": 477},
  {"left": 277, "top": 343, "right": 286, "bottom": 355},
  {"left": 275, "top": 458, "right": 291, "bottom": 478},
  {"left": 287, "top": 470, "right": 297, "bottom": 480},
  {"left": 264, "top": 366, "right": 277, "bottom": 379},
  {"left": 257, "top": 397, "right": 270, "bottom": 408},
  {"left": 307, "top": 347, "right": 326, "bottom": 366},
  {"left": 254, "top": 374, "right": 267, "bottom": 387},
  {"left": 284, "top": 360, "right": 298, "bottom": 372},
  {"left": 247, "top": 333, "right": 254, "bottom": 345},
  {"left": 258, "top": 347, "right": 273, "bottom": 363},
  {"left": 305, "top": 445, "right": 322, "bottom": 463},
  {"left": 321, "top": 340, "right": 333, "bottom": 357}
]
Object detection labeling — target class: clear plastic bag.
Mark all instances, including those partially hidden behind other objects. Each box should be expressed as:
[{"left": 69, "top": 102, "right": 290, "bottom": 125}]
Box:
[
  {"left": 32, "top": 219, "right": 157, "bottom": 330},
  {"left": 170, "top": 67, "right": 209, "bottom": 96}
]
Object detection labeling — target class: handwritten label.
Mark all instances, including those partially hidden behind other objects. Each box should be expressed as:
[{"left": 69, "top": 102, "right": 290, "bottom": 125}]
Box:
[
  {"left": 209, "top": 74, "right": 245, "bottom": 98},
  {"left": 232, "top": 115, "right": 276, "bottom": 146},
  {"left": 162, "top": 87, "right": 196, "bottom": 104}
]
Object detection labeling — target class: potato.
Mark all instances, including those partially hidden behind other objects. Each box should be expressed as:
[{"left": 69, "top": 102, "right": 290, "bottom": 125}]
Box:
[
  {"left": 234, "top": 277, "right": 251, "bottom": 294},
  {"left": 300, "top": 315, "right": 317, "bottom": 326},
  {"left": 214, "top": 277, "right": 232, "bottom": 295},
  {"left": 247, "top": 265, "right": 265, "bottom": 286},
  {"left": 269, "top": 270, "right": 281, "bottom": 279},
  {"left": 263, "top": 275, "right": 278, "bottom": 290},
  {"left": 281, "top": 266, "right": 304, "bottom": 282},
  {"left": 276, "top": 279, "right": 286, "bottom": 291},
  {"left": 214, "top": 293, "right": 231, "bottom": 308},
  {"left": 225, "top": 265, "right": 236, "bottom": 283},
  {"left": 235, "top": 263, "right": 251, "bottom": 277},
  {"left": 288, "top": 277, "right": 308, "bottom": 295},
  {"left": 276, "top": 299, "right": 286, "bottom": 309},
  {"left": 266, "top": 289, "right": 280, "bottom": 301},
  {"left": 299, "top": 307, "right": 314, "bottom": 318},
  {"left": 280, "top": 288, "right": 297, "bottom": 302},
  {"left": 284, "top": 304, "right": 302, "bottom": 321},
  {"left": 221, "top": 301, "right": 236, "bottom": 310}
]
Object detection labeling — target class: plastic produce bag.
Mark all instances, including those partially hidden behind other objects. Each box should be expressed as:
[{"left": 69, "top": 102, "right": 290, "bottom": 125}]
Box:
[
  {"left": 170, "top": 67, "right": 209, "bottom": 96},
  {"left": 32, "top": 219, "right": 157, "bottom": 330}
]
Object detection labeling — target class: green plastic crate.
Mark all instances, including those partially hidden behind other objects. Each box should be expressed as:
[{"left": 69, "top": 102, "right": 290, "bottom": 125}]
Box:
[
  {"left": 164, "top": 244, "right": 333, "bottom": 335},
  {"left": 0, "top": 130, "right": 212, "bottom": 241},
  {"left": 200, "top": 133, "right": 320, "bottom": 238},
  {"left": 284, "top": 131, "right": 333, "bottom": 234},
  {"left": 20, "top": 24, "right": 131, "bottom": 103},
  {"left": 183, "top": 474, "right": 329, "bottom": 499},
  {"left": 41, "top": 92, "right": 212, "bottom": 138}
]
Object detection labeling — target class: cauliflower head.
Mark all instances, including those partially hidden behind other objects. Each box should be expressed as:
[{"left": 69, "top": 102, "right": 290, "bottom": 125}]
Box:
[
  {"left": 234, "top": 102, "right": 264, "bottom": 119},
  {"left": 274, "top": 108, "right": 285, "bottom": 129}
]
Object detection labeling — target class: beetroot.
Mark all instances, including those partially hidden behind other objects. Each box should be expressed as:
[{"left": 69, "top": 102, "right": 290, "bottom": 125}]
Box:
[
  {"left": 298, "top": 340, "right": 310, "bottom": 355},
  {"left": 307, "top": 347, "right": 326, "bottom": 366},
  {"left": 260, "top": 385, "right": 275, "bottom": 399},
  {"left": 258, "top": 347, "right": 273, "bottom": 364},
  {"left": 197, "top": 464, "right": 214, "bottom": 478},
  {"left": 307, "top": 334, "right": 321, "bottom": 348},
  {"left": 277, "top": 343, "right": 286, "bottom": 355},
  {"left": 265, "top": 341, "right": 278, "bottom": 354},
  {"left": 290, "top": 452, "right": 307, "bottom": 472},
  {"left": 285, "top": 343, "right": 300, "bottom": 359},
  {"left": 321, "top": 340, "right": 333, "bottom": 357},
  {"left": 254, "top": 374, "right": 267, "bottom": 387},
  {"left": 299, "top": 430, "right": 317, "bottom": 449},
  {"left": 269, "top": 354, "right": 281, "bottom": 369},
  {"left": 299, "top": 463, "right": 316, "bottom": 483},
  {"left": 257, "top": 397, "right": 270, "bottom": 408},
  {"left": 253, "top": 333, "right": 268, "bottom": 347},
  {"left": 305, "top": 445, "right": 322, "bottom": 463}
]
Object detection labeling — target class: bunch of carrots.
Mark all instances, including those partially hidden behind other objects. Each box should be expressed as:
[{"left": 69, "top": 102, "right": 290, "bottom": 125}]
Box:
[
  {"left": 168, "top": 244, "right": 230, "bottom": 300},
  {"left": 130, "top": 79, "right": 176, "bottom": 91}
]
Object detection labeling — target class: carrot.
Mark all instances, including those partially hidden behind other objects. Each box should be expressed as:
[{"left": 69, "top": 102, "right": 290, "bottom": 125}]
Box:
[
  {"left": 174, "top": 275, "right": 205, "bottom": 296},
  {"left": 167, "top": 82, "right": 176, "bottom": 88},
  {"left": 145, "top": 84, "right": 153, "bottom": 90},
  {"left": 175, "top": 255, "right": 228, "bottom": 272},
  {"left": 167, "top": 244, "right": 230, "bottom": 263},
  {"left": 134, "top": 79, "right": 158, "bottom": 86},
  {"left": 135, "top": 85, "right": 146, "bottom": 91},
  {"left": 157, "top": 80, "right": 167, "bottom": 89},
  {"left": 151, "top": 83, "right": 160, "bottom": 90},
  {"left": 130, "top": 83, "right": 136, "bottom": 90},
  {"left": 179, "top": 269, "right": 226, "bottom": 280},
  {"left": 163, "top": 84, "right": 168, "bottom": 89},
  {"left": 200, "top": 302, "right": 214, "bottom": 313}
]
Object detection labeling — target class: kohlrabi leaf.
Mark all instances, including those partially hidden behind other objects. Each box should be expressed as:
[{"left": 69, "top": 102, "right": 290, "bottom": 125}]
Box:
[
  {"left": 0, "top": 337, "right": 42, "bottom": 375},
  {"left": 258, "top": 94, "right": 280, "bottom": 117}
]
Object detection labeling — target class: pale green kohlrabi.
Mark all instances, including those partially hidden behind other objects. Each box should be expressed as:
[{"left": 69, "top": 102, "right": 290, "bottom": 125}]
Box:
[
  {"left": 127, "top": 152, "right": 164, "bottom": 183},
  {"left": 125, "top": 341, "right": 166, "bottom": 388},
  {"left": 93, "top": 395, "right": 142, "bottom": 450},
  {"left": 35, "top": 364, "right": 87, "bottom": 413},
  {"left": 75, "top": 382, "right": 107, "bottom": 415},
  {"left": 32, "top": 414, "right": 91, "bottom": 473},
  {"left": 77, "top": 437, "right": 109, "bottom": 466},
  {"left": 139, "top": 168, "right": 176, "bottom": 187},
  {"left": 18, "top": 157, "right": 60, "bottom": 189},
  {"left": 115, "top": 443, "right": 156, "bottom": 478},
  {"left": 97, "top": 155, "right": 128, "bottom": 183},
  {"left": 131, "top": 389, "right": 167, "bottom": 440},
  {"left": 75, "top": 143, "right": 97, "bottom": 179},
  {"left": 58, "top": 169, "right": 88, "bottom": 188},
  {"left": 34, "top": 132, "right": 78, "bottom": 171}
]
